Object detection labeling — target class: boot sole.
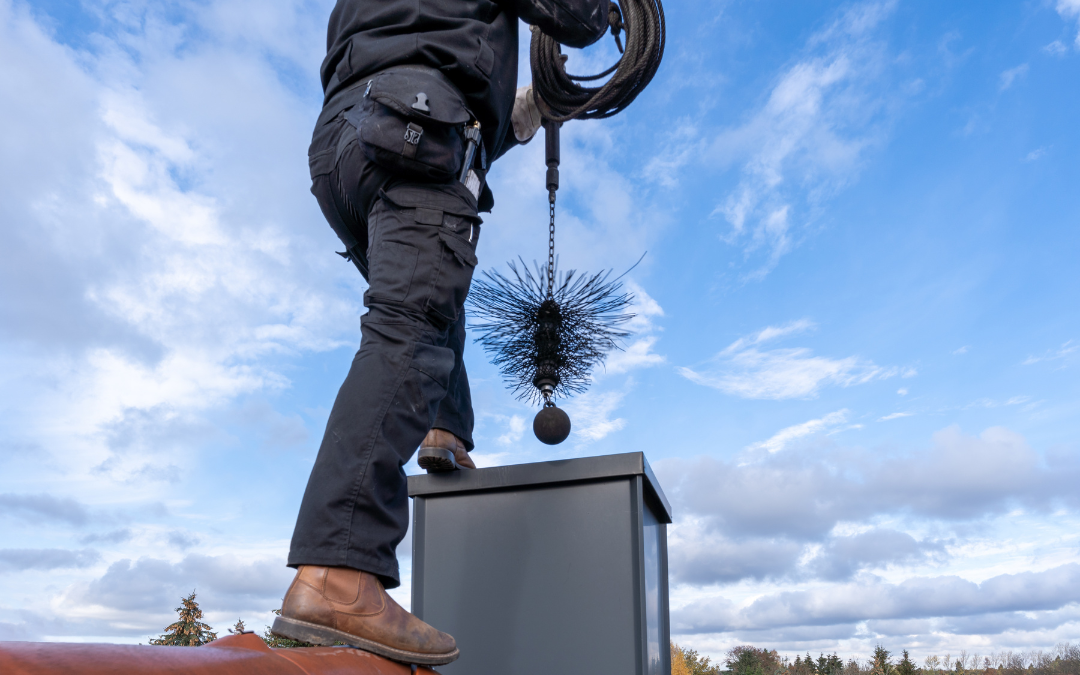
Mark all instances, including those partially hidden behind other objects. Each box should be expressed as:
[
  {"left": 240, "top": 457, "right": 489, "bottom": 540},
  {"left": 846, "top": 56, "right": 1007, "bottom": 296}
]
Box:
[
  {"left": 271, "top": 616, "right": 460, "bottom": 666},
  {"left": 417, "top": 447, "right": 458, "bottom": 473}
]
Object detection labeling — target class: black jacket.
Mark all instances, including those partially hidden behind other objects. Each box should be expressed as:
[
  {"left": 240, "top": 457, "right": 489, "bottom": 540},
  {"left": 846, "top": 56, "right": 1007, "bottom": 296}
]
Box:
[{"left": 320, "top": 0, "right": 608, "bottom": 161}]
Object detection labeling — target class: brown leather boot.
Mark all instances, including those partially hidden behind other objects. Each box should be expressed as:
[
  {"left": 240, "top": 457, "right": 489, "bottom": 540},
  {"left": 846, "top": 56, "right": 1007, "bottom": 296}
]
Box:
[
  {"left": 272, "top": 565, "right": 459, "bottom": 665},
  {"left": 417, "top": 429, "right": 475, "bottom": 472}
]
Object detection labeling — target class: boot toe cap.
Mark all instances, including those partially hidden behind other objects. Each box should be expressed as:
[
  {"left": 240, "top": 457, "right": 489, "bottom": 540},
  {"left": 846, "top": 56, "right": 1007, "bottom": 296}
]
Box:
[{"left": 431, "top": 629, "right": 456, "bottom": 654}]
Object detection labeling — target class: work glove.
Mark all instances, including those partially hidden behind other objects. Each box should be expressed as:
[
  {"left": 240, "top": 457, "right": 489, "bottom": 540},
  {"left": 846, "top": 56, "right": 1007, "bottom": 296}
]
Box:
[{"left": 511, "top": 84, "right": 543, "bottom": 142}]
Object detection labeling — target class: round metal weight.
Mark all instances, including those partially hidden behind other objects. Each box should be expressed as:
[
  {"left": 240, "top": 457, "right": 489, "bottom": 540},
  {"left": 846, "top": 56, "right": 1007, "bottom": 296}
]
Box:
[{"left": 533, "top": 405, "right": 571, "bottom": 445}]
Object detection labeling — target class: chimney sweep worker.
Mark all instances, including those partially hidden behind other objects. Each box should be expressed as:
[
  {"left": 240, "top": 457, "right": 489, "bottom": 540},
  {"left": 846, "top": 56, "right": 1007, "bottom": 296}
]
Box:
[{"left": 272, "top": 0, "right": 610, "bottom": 665}]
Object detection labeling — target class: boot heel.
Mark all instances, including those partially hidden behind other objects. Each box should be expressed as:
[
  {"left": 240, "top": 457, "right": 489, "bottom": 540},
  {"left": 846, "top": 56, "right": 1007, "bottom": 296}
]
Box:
[
  {"left": 418, "top": 446, "right": 458, "bottom": 472},
  {"left": 271, "top": 616, "right": 338, "bottom": 646}
]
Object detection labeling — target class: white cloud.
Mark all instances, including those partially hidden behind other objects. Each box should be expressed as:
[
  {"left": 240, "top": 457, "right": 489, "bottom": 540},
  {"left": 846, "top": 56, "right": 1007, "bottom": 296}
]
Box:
[
  {"left": 0, "top": 0, "right": 373, "bottom": 638},
  {"left": 953, "top": 346, "right": 969, "bottom": 355},
  {"left": 657, "top": 425, "right": 1075, "bottom": 546},
  {"left": 998, "top": 64, "right": 1029, "bottom": 91},
  {"left": 1023, "top": 340, "right": 1078, "bottom": 366},
  {"left": 674, "top": 563, "right": 1080, "bottom": 635},
  {"left": 1024, "top": 147, "right": 1049, "bottom": 162},
  {"left": 60, "top": 553, "right": 293, "bottom": 623},
  {"left": 705, "top": 1, "right": 901, "bottom": 277},
  {"left": 496, "top": 415, "right": 527, "bottom": 446},
  {"left": 566, "top": 390, "right": 627, "bottom": 443},
  {"left": 1057, "top": 0, "right": 1080, "bottom": 47},
  {"left": 605, "top": 335, "right": 666, "bottom": 374},
  {"left": 642, "top": 119, "right": 701, "bottom": 188},
  {"left": 468, "top": 450, "right": 514, "bottom": 468},
  {"left": 1044, "top": 40, "right": 1068, "bottom": 55},
  {"left": 603, "top": 280, "right": 667, "bottom": 375},
  {"left": 0, "top": 494, "right": 91, "bottom": 527},
  {"left": 657, "top": 424, "right": 1080, "bottom": 656},
  {"left": 723, "top": 319, "right": 817, "bottom": 353},
  {"left": 679, "top": 320, "right": 899, "bottom": 399},
  {"left": 0, "top": 548, "right": 101, "bottom": 572},
  {"left": 746, "top": 409, "right": 852, "bottom": 454},
  {"left": 880, "top": 411, "right": 914, "bottom": 421},
  {"left": 622, "top": 280, "right": 666, "bottom": 334},
  {"left": 0, "top": 0, "right": 367, "bottom": 492},
  {"left": 669, "top": 518, "right": 804, "bottom": 584}
]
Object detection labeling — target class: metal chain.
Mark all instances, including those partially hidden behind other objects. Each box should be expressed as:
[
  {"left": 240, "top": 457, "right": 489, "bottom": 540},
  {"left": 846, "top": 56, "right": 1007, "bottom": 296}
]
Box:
[{"left": 547, "top": 195, "right": 556, "bottom": 296}]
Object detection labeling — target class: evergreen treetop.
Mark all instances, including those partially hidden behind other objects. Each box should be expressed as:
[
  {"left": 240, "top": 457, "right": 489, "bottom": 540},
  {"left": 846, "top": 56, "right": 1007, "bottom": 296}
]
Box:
[
  {"left": 149, "top": 591, "right": 217, "bottom": 646},
  {"left": 896, "top": 649, "right": 917, "bottom": 675},
  {"left": 870, "top": 645, "right": 893, "bottom": 675}
]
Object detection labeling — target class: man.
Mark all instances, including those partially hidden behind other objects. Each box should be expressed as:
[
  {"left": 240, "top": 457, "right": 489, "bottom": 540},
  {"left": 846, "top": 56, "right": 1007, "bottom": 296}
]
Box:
[{"left": 271, "top": 0, "right": 610, "bottom": 665}]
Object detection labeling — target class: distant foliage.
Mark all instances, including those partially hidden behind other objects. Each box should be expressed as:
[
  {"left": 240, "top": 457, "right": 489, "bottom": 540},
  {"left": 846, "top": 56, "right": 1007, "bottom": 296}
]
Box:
[
  {"left": 149, "top": 591, "right": 217, "bottom": 646},
  {"left": 228, "top": 619, "right": 247, "bottom": 635},
  {"left": 918, "top": 644, "right": 1080, "bottom": 675},
  {"left": 667, "top": 642, "right": 1080, "bottom": 675},
  {"left": 672, "top": 643, "right": 694, "bottom": 675},
  {"left": 680, "top": 643, "right": 726, "bottom": 675},
  {"left": 669, "top": 642, "right": 727, "bottom": 675},
  {"left": 262, "top": 608, "right": 317, "bottom": 648},
  {"left": 726, "top": 645, "right": 785, "bottom": 675}
]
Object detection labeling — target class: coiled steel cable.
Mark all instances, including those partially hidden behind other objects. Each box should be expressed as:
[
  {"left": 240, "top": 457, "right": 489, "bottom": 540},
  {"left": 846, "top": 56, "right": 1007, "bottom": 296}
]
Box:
[{"left": 530, "top": 0, "right": 665, "bottom": 122}]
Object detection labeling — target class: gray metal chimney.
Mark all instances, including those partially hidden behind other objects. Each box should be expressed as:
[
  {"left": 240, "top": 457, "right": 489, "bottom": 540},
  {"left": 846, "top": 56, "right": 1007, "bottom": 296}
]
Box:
[{"left": 408, "top": 452, "right": 672, "bottom": 675}]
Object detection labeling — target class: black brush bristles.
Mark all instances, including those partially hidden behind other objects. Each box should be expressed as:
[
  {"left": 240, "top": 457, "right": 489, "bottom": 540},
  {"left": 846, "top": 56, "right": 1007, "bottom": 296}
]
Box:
[{"left": 467, "top": 259, "right": 635, "bottom": 404}]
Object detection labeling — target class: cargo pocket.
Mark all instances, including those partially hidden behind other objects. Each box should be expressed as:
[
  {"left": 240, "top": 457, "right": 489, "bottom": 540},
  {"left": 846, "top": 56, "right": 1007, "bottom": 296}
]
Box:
[
  {"left": 427, "top": 217, "right": 480, "bottom": 325},
  {"left": 375, "top": 185, "right": 481, "bottom": 324},
  {"left": 365, "top": 200, "right": 420, "bottom": 304}
]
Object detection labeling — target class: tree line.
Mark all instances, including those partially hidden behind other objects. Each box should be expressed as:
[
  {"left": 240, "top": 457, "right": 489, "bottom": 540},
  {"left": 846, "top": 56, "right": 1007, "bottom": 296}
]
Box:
[
  {"left": 671, "top": 643, "right": 1080, "bottom": 675},
  {"left": 147, "top": 590, "right": 314, "bottom": 648},
  {"left": 149, "top": 593, "right": 1080, "bottom": 675}
]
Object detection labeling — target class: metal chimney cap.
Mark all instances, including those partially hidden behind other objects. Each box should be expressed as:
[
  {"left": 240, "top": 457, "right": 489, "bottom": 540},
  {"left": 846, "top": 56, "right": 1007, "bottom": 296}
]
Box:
[{"left": 407, "top": 451, "right": 672, "bottom": 523}]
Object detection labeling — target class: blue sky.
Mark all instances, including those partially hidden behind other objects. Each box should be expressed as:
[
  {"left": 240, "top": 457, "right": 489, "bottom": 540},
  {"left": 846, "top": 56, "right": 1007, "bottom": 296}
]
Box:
[{"left": 1, "top": 0, "right": 1079, "bottom": 663}]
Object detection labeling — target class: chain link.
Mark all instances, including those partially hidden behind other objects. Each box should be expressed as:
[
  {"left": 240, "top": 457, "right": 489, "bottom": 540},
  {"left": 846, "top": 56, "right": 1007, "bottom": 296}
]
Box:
[{"left": 547, "top": 195, "right": 556, "bottom": 296}]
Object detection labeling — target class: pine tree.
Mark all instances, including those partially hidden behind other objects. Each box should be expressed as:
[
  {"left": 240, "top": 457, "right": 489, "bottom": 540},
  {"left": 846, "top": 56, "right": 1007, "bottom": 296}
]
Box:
[
  {"left": 897, "top": 650, "right": 917, "bottom": 675},
  {"left": 228, "top": 619, "right": 247, "bottom": 635},
  {"left": 150, "top": 591, "right": 217, "bottom": 646},
  {"left": 825, "top": 654, "right": 845, "bottom": 675},
  {"left": 871, "top": 645, "right": 893, "bottom": 675}
]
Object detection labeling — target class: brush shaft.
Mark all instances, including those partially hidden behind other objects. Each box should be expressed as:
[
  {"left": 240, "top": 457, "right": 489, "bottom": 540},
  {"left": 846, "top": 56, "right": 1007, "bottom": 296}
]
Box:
[{"left": 544, "top": 119, "right": 560, "bottom": 195}]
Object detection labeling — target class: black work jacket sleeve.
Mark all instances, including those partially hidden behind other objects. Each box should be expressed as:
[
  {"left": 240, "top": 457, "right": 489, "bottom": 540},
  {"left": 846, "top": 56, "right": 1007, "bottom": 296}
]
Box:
[{"left": 506, "top": 0, "right": 609, "bottom": 48}]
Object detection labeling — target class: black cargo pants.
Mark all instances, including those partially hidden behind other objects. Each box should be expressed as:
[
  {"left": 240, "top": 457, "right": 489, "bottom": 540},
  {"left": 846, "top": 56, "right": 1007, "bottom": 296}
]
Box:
[{"left": 288, "top": 101, "right": 480, "bottom": 588}]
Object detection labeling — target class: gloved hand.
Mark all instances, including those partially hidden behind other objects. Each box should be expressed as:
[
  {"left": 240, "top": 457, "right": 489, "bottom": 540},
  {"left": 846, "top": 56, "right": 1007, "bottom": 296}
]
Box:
[{"left": 511, "top": 84, "right": 543, "bottom": 142}]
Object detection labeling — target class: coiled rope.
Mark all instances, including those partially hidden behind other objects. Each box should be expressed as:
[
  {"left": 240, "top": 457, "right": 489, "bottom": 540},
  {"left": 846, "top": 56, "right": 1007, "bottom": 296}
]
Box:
[{"left": 529, "top": 0, "right": 666, "bottom": 122}]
